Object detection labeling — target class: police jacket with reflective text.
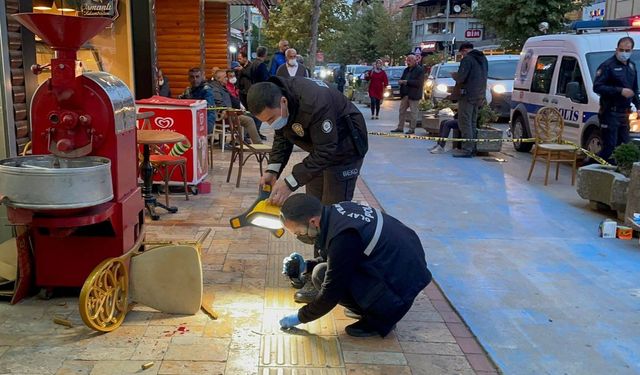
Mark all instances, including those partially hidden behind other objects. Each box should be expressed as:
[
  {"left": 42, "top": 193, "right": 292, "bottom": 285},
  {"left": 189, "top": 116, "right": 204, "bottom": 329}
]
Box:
[
  {"left": 593, "top": 55, "right": 640, "bottom": 113},
  {"left": 265, "top": 77, "right": 368, "bottom": 190},
  {"left": 298, "top": 202, "right": 432, "bottom": 335}
]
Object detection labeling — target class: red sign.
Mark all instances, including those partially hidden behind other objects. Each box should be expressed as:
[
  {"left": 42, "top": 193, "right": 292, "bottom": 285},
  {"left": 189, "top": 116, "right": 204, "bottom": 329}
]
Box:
[{"left": 465, "top": 29, "right": 482, "bottom": 39}]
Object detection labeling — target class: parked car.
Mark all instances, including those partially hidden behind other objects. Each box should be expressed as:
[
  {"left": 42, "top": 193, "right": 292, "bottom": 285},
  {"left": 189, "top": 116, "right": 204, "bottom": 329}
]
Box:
[
  {"left": 383, "top": 66, "right": 406, "bottom": 99},
  {"left": 511, "top": 19, "right": 640, "bottom": 154},
  {"left": 346, "top": 65, "right": 370, "bottom": 86},
  {"left": 424, "top": 55, "right": 518, "bottom": 119}
]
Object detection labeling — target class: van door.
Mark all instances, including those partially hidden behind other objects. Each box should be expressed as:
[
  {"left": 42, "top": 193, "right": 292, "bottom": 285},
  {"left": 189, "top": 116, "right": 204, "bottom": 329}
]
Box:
[{"left": 553, "top": 55, "right": 590, "bottom": 147}]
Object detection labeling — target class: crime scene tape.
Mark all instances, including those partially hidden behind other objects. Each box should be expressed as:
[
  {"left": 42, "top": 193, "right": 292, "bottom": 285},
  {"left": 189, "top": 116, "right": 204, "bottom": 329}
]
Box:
[{"left": 367, "top": 131, "right": 611, "bottom": 166}]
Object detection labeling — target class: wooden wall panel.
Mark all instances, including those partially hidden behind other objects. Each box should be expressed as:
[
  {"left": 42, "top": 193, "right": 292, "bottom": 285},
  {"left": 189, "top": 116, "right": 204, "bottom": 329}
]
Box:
[
  {"left": 155, "top": 0, "right": 204, "bottom": 97},
  {"left": 204, "top": 2, "right": 228, "bottom": 75}
]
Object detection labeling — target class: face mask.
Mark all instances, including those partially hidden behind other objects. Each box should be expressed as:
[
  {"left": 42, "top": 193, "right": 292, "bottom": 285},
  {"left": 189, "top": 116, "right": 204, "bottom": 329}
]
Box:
[
  {"left": 617, "top": 51, "right": 632, "bottom": 63},
  {"left": 229, "top": 77, "right": 237, "bottom": 84},
  {"left": 268, "top": 100, "right": 289, "bottom": 130},
  {"left": 287, "top": 59, "right": 298, "bottom": 67},
  {"left": 158, "top": 79, "right": 164, "bottom": 86},
  {"left": 296, "top": 223, "right": 319, "bottom": 245}
]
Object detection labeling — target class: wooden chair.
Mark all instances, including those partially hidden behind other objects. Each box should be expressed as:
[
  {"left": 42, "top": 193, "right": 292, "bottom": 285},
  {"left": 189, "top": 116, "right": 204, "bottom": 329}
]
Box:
[
  {"left": 527, "top": 107, "right": 578, "bottom": 186},
  {"left": 139, "top": 113, "right": 190, "bottom": 205},
  {"left": 207, "top": 114, "right": 232, "bottom": 168},
  {"left": 225, "top": 110, "right": 272, "bottom": 187}
]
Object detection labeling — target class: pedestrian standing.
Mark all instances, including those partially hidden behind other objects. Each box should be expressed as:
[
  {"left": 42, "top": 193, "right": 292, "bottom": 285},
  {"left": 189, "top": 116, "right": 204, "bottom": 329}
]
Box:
[
  {"left": 391, "top": 55, "right": 425, "bottom": 134},
  {"left": 276, "top": 48, "right": 310, "bottom": 78},
  {"left": 364, "top": 59, "right": 388, "bottom": 120},
  {"left": 593, "top": 36, "right": 640, "bottom": 163},
  {"left": 335, "top": 64, "right": 346, "bottom": 93},
  {"left": 269, "top": 39, "right": 289, "bottom": 76},
  {"left": 451, "top": 42, "right": 488, "bottom": 158}
]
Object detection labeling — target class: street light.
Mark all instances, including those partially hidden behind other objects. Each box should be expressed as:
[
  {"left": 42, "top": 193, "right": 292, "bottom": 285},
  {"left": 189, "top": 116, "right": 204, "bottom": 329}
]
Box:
[{"left": 229, "top": 45, "right": 238, "bottom": 54}]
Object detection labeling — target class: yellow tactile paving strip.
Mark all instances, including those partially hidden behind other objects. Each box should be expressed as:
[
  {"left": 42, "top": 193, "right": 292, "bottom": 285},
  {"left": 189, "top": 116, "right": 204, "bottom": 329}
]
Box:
[
  {"left": 257, "top": 367, "right": 347, "bottom": 375},
  {"left": 262, "top": 309, "right": 337, "bottom": 336},
  {"left": 259, "top": 334, "right": 344, "bottom": 367},
  {"left": 264, "top": 288, "right": 305, "bottom": 309}
]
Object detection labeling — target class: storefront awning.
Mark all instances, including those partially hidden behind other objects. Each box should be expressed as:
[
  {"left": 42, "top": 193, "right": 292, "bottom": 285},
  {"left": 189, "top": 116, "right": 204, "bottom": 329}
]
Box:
[{"left": 210, "top": 0, "right": 274, "bottom": 21}]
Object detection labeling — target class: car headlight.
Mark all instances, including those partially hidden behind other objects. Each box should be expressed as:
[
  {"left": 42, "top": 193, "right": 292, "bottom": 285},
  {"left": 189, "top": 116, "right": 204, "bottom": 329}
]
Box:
[
  {"left": 383, "top": 92, "right": 390, "bottom": 98},
  {"left": 436, "top": 84, "right": 448, "bottom": 94},
  {"left": 352, "top": 76, "right": 357, "bottom": 83},
  {"left": 492, "top": 84, "right": 506, "bottom": 94},
  {"left": 320, "top": 70, "right": 328, "bottom": 79}
]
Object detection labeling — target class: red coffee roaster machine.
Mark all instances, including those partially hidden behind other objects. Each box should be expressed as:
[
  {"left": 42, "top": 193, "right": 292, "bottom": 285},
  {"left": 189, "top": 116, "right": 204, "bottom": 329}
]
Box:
[{"left": 0, "top": 13, "right": 144, "bottom": 300}]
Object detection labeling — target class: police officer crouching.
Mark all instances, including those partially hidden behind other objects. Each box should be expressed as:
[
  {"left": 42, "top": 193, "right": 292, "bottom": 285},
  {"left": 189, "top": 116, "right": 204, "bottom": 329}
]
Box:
[
  {"left": 593, "top": 36, "right": 640, "bottom": 163},
  {"left": 278, "top": 194, "right": 432, "bottom": 337}
]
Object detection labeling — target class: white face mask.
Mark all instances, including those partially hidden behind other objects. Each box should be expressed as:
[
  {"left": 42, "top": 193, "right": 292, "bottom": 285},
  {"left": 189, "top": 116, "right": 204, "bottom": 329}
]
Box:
[
  {"left": 287, "top": 58, "right": 298, "bottom": 67},
  {"left": 264, "top": 100, "right": 288, "bottom": 130},
  {"left": 158, "top": 79, "right": 164, "bottom": 86},
  {"left": 229, "top": 77, "right": 237, "bottom": 84},
  {"left": 617, "top": 51, "right": 632, "bottom": 63}
]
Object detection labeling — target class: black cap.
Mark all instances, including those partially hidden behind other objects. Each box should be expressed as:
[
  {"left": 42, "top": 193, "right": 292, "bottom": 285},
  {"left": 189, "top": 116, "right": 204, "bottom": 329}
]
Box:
[{"left": 460, "top": 42, "right": 474, "bottom": 51}]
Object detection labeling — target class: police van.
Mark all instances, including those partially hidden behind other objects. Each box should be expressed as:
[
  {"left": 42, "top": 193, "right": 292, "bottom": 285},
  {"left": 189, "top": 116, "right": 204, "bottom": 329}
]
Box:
[{"left": 510, "top": 19, "right": 640, "bottom": 153}]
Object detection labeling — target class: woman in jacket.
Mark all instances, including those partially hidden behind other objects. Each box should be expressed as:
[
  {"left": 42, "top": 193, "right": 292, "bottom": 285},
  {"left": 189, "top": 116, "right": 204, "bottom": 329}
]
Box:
[{"left": 364, "top": 59, "right": 388, "bottom": 120}]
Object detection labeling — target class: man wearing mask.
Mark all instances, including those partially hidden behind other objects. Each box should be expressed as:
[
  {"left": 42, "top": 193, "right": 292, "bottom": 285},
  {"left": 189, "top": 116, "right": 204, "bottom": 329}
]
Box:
[
  {"left": 278, "top": 194, "right": 432, "bottom": 337},
  {"left": 276, "top": 48, "right": 310, "bottom": 78},
  {"left": 178, "top": 67, "right": 216, "bottom": 133},
  {"left": 269, "top": 39, "right": 289, "bottom": 76},
  {"left": 451, "top": 42, "right": 488, "bottom": 158},
  {"left": 210, "top": 70, "right": 263, "bottom": 144},
  {"left": 391, "top": 54, "right": 424, "bottom": 135},
  {"left": 226, "top": 65, "right": 240, "bottom": 99},
  {"left": 157, "top": 69, "right": 171, "bottom": 97},
  {"left": 593, "top": 36, "right": 640, "bottom": 163}
]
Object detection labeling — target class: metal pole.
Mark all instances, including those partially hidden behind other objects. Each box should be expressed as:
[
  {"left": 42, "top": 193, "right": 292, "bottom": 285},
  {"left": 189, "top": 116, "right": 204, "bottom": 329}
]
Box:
[{"left": 444, "top": 0, "right": 450, "bottom": 61}]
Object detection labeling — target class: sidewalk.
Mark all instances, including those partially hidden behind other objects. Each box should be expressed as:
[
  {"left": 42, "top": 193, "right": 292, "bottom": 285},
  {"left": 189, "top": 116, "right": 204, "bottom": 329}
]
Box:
[{"left": 0, "top": 130, "right": 498, "bottom": 374}]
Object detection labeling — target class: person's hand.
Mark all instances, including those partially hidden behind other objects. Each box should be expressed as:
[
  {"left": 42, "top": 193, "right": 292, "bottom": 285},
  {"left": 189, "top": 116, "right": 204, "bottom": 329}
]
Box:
[
  {"left": 234, "top": 66, "right": 243, "bottom": 71},
  {"left": 260, "top": 172, "right": 278, "bottom": 188},
  {"left": 268, "top": 179, "right": 293, "bottom": 206},
  {"left": 621, "top": 88, "right": 635, "bottom": 98},
  {"left": 282, "top": 252, "right": 306, "bottom": 277},
  {"left": 399, "top": 80, "right": 407, "bottom": 85},
  {"left": 279, "top": 314, "right": 301, "bottom": 329}
]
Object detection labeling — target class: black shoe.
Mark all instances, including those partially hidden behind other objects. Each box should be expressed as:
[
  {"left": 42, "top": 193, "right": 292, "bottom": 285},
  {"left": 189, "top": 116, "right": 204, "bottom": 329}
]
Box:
[
  {"left": 452, "top": 149, "right": 473, "bottom": 158},
  {"left": 344, "top": 308, "right": 362, "bottom": 320},
  {"left": 294, "top": 280, "right": 318, "bottom": 304},
  {"left": 290, "top": 277, "right": 305, "bottom": 289},
  {"left": 345, "top": 320, "right": 379, "bottom": 337},
  {"left": 405, "top": 130, "right": 415, "bottom": 135},
  {"left": 390, "top": 129, "right": 403, "bottom": 133}
]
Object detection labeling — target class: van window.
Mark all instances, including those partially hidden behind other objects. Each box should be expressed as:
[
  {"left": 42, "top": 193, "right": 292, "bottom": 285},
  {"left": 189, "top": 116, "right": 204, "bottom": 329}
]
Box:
[
  {"left": 556, "top": 57, "right": 587, "bottom": 104},
  {"left": 531, "top": 56, "right": 558, "bottom": 94},
  {"left": 586, "top": 51, "right": 640, "bottom": 84}
]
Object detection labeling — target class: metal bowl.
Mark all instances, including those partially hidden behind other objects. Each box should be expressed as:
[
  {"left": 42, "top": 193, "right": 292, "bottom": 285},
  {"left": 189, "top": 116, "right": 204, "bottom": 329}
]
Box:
[{"left": 0, "top": 155, "right": 113, "bottom": 210}]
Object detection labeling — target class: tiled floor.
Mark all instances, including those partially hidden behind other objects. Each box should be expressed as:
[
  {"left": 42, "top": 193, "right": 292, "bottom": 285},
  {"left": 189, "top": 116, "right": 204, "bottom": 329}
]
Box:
[{"left": 0, "top": 146, "right": 499, "bottom": 375}]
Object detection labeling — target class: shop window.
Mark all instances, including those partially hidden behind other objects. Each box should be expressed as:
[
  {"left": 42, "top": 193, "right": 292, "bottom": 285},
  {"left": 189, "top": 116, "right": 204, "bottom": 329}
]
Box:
[{"left": 531, "top": 56, "right": 557, "bottom": 94}]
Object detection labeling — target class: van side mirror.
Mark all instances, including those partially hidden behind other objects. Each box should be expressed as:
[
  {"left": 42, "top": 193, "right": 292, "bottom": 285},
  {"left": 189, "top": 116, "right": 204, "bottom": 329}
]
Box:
[{"left": 566, "top": 82, "right": 582, "bottom": 102}]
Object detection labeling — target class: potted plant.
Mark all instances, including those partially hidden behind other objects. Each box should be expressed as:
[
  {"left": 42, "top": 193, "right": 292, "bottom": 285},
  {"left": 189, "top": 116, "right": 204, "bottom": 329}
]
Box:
[
  {"left": 476, "top": 104, "right": 503, "bottom": 153},
  {"left": 577, "top": 143, "right": 640, "bottom": 219},
  {"left": 421, "top": 99, "right": 455, "bottom": 134}
]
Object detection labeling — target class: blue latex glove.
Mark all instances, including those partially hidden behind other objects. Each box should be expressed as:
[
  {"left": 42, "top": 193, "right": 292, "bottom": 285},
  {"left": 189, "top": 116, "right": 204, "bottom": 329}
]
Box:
[
  {"left": 279, "top": 314, "right": 301, "bottom": 329},
  {"left": 282, "top": 252, "right": 306, "bottom": 276}
]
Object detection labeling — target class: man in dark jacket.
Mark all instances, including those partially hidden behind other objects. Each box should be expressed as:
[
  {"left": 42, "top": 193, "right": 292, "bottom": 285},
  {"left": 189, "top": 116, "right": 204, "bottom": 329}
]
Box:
[
  {"left": 178, "top": 67, "right": 216, "bottom": 133},
  {"left": 391, "top": 54, "right": 425, "bottom": 134},
  {"left": 593, "top": 36, "right": 640, "bottom": 163},
  {"left": 210, "top": 70, "right": 263, "bottom": 144},
  {"left": 236, "top": 48, "right": 270, "bottom": 140},
  {"left": 269, "top": 39, "right": 289, "bottom": 76},
  {"left": 452, "top": 42, "right": 488, "bottom": 157},
  {"left": 247, "top": 77, "right": 368, "bottom": 206},
  {"left": 278, "top": 194, "right": 432, "bottom": 337}
]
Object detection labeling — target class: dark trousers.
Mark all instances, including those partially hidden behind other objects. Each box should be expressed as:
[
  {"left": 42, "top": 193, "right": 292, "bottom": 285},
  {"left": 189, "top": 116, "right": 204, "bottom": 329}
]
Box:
[
  {"left": 312, "top": 263, "right": 363, "bottom": 314},
  {"left": 599, "top": 111, "right": 630, "bottom": 163},
  {"left": 305, "top": 159, "right": 363, "bottom": 205},
  {"left": 458, "top": 97, "right": 481, "bottom": 153},
  {"left": 438, "top": 119, "right": 459, "bottom": 147},
  {"left": 370, "top": 97, "right": 381, "bottom": 116}
]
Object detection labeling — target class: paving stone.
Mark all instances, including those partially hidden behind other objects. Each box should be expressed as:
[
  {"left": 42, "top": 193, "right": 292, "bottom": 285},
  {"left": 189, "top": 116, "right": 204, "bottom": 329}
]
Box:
[
  {"left": 257, "top": 367, "right": 346, "bottom": 375},
  {"left": 73, "top": 345, "right": 138, "bottom": 361},
  {"left": 344, "top": 364, "right": 412, "bottom": 375},
  {"left": 395, "top": 321, "right": 457, "bottom": 343},
  {"left": 259, "top": 334, "right": 343, "bottom": 367},
  {"left": 55, "top": 360, "right": 95, "bottom": 375},
  {"left": 262, "top": 309, "right": 336, "bottom": 336},
  {"left": 334, "top": 321, "right": 402, "bottom": 353},
  {"left": 0, "top": 346, "right": 8, "bottom": 357},
  {"left": 445, "top": 322, "right": 474, "bottom": 338},
  {"left": 399, "top": 341, "right": 463, "bottom": 356},
  {"left": 465, "top": 353, "right": 497, "bottom": 372},
  {"left": 158, "top": 360, "right": 226, "bottom": 375},
  {"left": 0, "top": 346, "right": 68, "bottom": 374},
  {"left": 89, "top": 360, "right": 160, "bottom": 375},
  {"left": 404, "top": 353, "right": 475, "bottom": 375},
  {"left": 264, "top": 288, "right": 305, "bottom": 309},
  {"left": 164, "top": 337, "right": 230, "bottom": 361},
  {"left": 131, "top": 338, "right": 171, "bottom": 360},
  {"left": 144, "top": 324, "right": 205, "bottom": 339},
  {"left": 225, "top": 349, "right": 259, "bottom": 375},
  {"left": 342, "top": 351, "right": 406, "bottom": 365},
  {"left": 456, "top": 337, "right": 485, "bottom": 354},
  {"left": 203, "top": 320, "right": 234, "bottom": 338}
]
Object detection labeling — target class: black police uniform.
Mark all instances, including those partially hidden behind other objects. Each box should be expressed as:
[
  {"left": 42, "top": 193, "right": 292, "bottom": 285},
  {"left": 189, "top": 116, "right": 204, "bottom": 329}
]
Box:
[
  {"left": 297, "top": 202, "right": 432, "bottom": 336},
  {"left": 265, "top": 77, "right": 368, "bottom": 205},
  {"left": 593, "top": 55, "right": 640, "bottom": 162}
]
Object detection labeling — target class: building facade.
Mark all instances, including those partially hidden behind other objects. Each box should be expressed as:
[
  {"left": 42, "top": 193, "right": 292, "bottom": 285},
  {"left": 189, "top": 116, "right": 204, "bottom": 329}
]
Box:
[{"left": 606, "top": 0, "right": 640, "bottom": 19}]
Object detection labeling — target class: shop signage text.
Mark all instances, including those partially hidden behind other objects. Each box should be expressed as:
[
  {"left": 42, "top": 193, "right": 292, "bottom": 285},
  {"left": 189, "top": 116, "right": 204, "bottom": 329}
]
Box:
[
  {"left": 80, "top": 0, "right": 119, "bottom": 20},
  {"left": 464, "top": 29, "right": 482, "bottom": 39}
]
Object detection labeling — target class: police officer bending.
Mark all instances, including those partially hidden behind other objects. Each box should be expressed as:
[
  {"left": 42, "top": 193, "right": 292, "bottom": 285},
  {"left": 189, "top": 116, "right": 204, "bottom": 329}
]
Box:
[
  {"left": 247, "top": 77, "right": 368, "bottom": 207},
  {"left": 278, "top": 194, "right": 432, "bottom": 337},
  {"left": 593, "top": 36, "right": 640, "bottom": 163}
]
